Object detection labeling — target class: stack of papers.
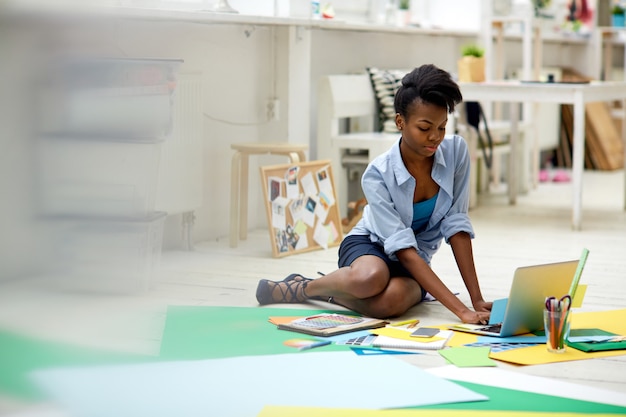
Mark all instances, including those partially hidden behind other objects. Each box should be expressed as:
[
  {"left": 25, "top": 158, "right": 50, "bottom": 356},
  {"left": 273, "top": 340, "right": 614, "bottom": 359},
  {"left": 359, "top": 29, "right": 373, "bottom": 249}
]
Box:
[{"left": 337, "top": 327, "right": 452, "bottom": 351}]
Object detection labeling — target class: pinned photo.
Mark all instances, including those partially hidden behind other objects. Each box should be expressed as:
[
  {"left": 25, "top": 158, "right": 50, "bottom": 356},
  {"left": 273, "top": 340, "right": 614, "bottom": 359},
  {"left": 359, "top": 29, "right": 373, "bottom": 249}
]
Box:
[
  {"left": 285, "top": 166, "right": 300, "bottom": 199},
  {"left": 285, "top": 223, "right": 300, "bottom": 250},
  {"left": 271, "top": 196, "right": 289, "bottom": 229},
  {"left": 300, "top": 171, "right": 318, "bottom": 196},
  {"left": 289, "top": 194, "right": 306, "bottom": 223},
  {"left": 316, "top": 166, "right": 333, "bottom": 196},
  {"left": 267, "top": 176, "right": 284, "bottom": 201},
  {"left": 275, "top": 229, "right": 289, "bottom": 253},
  {"left": 302, "top": 195, "right": 317, "bottom": 227},
  {"left": 315, "top": 191, "right": 332, "bottom": 223}
]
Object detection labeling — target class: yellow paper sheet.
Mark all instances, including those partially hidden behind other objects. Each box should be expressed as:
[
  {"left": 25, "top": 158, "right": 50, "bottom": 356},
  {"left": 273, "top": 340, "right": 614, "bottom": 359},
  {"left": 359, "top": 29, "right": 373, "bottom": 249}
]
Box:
[
  {"left": 571, "top": 284, "right": 587, "bottom": 307},
  {"left": 436, "top": 325, "right": 480, "bottom": 346},
  {"left": 257, "top": 405, "right": 620, "bottom": 417},
  {"left": 489, "top": 308, "right": 626, "bottom": 365}
]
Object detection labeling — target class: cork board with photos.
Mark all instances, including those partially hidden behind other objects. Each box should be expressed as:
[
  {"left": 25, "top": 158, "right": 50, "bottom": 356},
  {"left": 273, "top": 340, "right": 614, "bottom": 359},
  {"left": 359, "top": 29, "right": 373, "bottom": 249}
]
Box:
[{"left": 260, "top": 160, "right": 343, "bottom": 258}]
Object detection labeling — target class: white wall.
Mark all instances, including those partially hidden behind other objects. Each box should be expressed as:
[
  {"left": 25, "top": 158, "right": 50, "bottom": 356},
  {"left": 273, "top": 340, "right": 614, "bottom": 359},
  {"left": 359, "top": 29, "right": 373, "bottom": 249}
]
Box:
[{"left": 0, "top": 6, "right": 598, "bottom": 282}]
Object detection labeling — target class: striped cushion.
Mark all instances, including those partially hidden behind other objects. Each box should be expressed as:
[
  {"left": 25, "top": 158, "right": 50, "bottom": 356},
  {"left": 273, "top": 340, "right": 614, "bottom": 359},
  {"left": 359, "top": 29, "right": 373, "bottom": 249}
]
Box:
[{"left": 366, "top": 67, "right": 407, "bottom": 133}]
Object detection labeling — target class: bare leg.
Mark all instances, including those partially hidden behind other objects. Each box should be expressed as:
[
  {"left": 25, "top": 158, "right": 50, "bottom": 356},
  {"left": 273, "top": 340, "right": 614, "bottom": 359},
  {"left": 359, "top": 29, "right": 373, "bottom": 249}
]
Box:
[
  {"left": 304, "top": 256, "right": 424, "bottom": 319},
  {"left": 255, "top": 255, "right": 423, "bottom": 318}
]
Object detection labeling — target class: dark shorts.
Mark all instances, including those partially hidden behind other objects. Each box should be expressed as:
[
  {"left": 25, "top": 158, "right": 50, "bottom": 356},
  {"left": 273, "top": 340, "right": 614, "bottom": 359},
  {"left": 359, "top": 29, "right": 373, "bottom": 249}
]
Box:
[{"left": 338, "top": 234, "right": 428, "bottom": 301}]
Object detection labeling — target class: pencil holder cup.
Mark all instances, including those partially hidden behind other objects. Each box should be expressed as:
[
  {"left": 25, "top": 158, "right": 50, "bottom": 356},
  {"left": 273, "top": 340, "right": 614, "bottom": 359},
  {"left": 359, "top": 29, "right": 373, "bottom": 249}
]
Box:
[{"left": 543, "top": 309, "right": 571, "bottom": 353}]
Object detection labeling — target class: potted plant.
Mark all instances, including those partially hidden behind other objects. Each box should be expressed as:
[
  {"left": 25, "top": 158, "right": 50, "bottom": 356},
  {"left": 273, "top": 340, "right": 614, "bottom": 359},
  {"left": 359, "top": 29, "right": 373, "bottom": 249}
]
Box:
[
  {"left": 397, "top": 0, "right": 411, "bottom": 26},
  {"left": 612, "top": 5, "right": 625, "bottom": 27},
  {"left": 457, "top": 44, "right": 485, "bottom": 82}
]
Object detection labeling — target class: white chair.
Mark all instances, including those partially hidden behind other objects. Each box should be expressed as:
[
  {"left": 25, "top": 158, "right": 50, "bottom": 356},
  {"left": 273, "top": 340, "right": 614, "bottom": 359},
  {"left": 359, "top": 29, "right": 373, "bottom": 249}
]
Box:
[
  {"left": 317, "top": 74, "right": 398, "bottom": 217},
  {"left": 456, "top": 101, "right": 530, "bottom": 198}
]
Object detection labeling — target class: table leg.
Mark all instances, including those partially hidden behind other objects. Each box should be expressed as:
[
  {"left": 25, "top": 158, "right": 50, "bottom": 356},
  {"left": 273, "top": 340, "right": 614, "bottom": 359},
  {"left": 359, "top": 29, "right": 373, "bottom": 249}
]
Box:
[
  {"left": 623, "top": 98, "right": 626, "bottom": 211},
  {"left": 531, "top": 102, "right": 541, "bottom": 190},
  {"left": 230, "top": 151, "right": 241, "bottom": 248},
  {"left": 239, "top": 152, "right": 249, "bottom": 241},
  {"left": 571, "top": 92, "right": 585, "bottom": 231},
  {"left": 332, "top": 145, "right": 348, "bottom": 218},
  {"left": 508, "top": 101, "right": 519, "bottom": 205}
]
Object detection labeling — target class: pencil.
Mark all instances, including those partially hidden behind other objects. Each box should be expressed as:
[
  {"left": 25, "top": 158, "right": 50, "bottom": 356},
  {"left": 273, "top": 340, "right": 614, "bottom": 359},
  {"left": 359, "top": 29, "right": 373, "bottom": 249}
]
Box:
[
  {"left": 298, "top": 340, "right": 331, "bottom": 351},
  {"left": 391, "top": 319, "right": 420, "bottom": 327}
]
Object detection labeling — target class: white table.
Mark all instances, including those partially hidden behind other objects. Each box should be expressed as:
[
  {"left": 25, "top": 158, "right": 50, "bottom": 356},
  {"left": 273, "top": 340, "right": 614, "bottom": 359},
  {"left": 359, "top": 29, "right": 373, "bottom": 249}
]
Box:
[{"left": 459, "top": 80, "right": 626, "bottom": 231}]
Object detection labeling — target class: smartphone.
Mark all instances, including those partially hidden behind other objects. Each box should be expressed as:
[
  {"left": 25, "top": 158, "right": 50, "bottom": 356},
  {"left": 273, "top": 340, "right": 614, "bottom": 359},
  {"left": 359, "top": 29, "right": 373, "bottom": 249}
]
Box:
[{"left": 410, "top": 327, "right": 440, "bottom": 338}]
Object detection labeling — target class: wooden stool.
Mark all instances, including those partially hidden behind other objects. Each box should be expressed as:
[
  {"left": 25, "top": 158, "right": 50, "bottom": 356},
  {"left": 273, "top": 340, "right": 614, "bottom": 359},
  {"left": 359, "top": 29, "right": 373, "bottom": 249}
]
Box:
[{"left": 230, "top": 142, "right": 308, "bottom": 248}]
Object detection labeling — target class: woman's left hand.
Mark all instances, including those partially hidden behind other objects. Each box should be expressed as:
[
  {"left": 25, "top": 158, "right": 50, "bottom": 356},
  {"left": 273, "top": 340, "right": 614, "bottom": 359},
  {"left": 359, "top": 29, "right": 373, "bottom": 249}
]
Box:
[{"left": 473, "top": 299, "right": 493, "bottom": 313}]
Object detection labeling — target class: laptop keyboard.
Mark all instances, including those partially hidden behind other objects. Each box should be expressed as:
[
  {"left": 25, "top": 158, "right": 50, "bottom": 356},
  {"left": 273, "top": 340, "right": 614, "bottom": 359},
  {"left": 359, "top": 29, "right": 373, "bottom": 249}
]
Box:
[{"left": 477, "top": 323, "right": 502, "bottom": 333}]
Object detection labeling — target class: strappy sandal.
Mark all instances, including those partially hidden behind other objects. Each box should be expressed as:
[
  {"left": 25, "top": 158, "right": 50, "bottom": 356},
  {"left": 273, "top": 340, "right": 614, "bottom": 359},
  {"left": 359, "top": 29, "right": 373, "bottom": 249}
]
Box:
[
  {"left": 283, "top": 273, "right": 312, "bottom": 283},
  {"left": 284, "top": 274, "right": 335, "bottom": 303},
  {"left": 256, "top": 278, "right": 309, "bottom": 305}
]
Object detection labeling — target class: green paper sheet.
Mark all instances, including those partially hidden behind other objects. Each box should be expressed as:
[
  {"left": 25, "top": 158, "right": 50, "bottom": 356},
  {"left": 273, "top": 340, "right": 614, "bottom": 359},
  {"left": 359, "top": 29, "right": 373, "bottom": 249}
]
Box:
[
  {"left": 417, "top": 382, "right": 626, "bottom": 414},
  {"left": 567, "top": 329, "right": 626, "bottom": 353},
  {"left": 0, "top": 331, "right": 153, "bottom": 401},
  {"left": 438, "top": 347, "right": 497, "bottom": 367},
  {"left": 158, "top": 306, "right": 350, "bottom": 360}
]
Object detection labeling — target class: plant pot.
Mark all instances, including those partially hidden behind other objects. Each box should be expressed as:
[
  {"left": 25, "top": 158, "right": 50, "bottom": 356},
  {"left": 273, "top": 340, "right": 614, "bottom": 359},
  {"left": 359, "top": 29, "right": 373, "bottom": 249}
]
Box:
[
  {"left": 457, "top": 56, "right": 485, "bottom": 82},
  {"left": 397, "top": 9, "right": 410, "bottom": 26},
  {"left": 612, "top": 14, "right": 625, "bottom": 27}
]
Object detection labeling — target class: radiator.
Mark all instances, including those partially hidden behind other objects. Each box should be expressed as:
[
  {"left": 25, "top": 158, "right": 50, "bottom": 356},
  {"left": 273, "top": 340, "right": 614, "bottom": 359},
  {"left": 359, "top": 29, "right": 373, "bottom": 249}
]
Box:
[{"left": 155, "top": 72, "right": 204, "bottom": 249}]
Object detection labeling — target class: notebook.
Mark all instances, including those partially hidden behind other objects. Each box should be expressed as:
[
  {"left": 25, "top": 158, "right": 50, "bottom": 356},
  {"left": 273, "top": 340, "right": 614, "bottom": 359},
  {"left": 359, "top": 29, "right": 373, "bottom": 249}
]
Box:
[
  {"left": 338, "top": 331, "right": 453, "bottom": 351},
  {"left": 565, "top": 329, "right": 626, "bottom": 352},
  {"left": 277, "top": 313, "right": 388, "bottom": 337},
  {"left": 450, "top": 250, "right": 589, "bottom": 337}
]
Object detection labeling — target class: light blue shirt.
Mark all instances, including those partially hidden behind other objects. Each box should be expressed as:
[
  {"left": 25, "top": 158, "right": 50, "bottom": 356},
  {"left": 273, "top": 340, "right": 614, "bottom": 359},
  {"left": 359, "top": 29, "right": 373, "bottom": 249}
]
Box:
[{"left": 347, "top": 134, "right": 474, "bottom": 264}]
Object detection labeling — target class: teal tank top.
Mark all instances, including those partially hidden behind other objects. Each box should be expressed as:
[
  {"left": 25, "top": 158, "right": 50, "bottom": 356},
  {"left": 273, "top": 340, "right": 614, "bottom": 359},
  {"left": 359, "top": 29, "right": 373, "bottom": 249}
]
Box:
[{"left": 412, "top": 192, "right": 438, "bottom": 233}]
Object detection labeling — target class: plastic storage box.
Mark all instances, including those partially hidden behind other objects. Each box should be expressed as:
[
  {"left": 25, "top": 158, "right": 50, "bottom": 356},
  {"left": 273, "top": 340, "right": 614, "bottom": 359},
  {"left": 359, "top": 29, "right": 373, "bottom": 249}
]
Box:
[
  {"left": 38, "top": 57, "right": 183, "bottom": 139},
  {"left": 47, "top": 212, "right": 167, "bottom": 294},
  {"left": 37, "top": 135, "right": 163, "bottom": 217}
]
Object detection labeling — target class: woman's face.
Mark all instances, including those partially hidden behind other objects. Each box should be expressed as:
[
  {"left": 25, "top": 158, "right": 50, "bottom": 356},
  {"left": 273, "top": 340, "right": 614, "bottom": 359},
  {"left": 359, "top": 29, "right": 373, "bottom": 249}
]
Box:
[{"left": 396, "top": 100, "right": 448, "bottom": 159}]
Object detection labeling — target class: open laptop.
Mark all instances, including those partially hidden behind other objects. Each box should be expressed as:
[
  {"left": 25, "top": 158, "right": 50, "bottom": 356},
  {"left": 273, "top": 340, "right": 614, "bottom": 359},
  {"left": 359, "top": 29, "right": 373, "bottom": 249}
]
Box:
[{"left": 450, "top": 249, "right": 589, "bottom": 337}]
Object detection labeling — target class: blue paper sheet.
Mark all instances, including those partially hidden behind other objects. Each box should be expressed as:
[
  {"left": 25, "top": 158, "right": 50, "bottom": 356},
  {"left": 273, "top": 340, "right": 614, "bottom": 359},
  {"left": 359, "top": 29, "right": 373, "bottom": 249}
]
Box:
[{"left": 31, "top": 352, "right": 487, "bottom": 416}]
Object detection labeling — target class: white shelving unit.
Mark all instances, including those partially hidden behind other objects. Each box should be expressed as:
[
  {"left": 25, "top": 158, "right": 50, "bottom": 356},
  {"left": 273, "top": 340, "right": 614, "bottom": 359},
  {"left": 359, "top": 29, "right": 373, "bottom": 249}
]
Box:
[{"left": 36, "top": 57, "right": 182, "bottom": 293}]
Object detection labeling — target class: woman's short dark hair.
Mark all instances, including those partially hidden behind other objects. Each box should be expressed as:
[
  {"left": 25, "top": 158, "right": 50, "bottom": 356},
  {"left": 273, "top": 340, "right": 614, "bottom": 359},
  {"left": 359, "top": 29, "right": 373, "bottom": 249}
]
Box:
[{"left": 394, "top": 64, "right": 462, "bottom": 118}]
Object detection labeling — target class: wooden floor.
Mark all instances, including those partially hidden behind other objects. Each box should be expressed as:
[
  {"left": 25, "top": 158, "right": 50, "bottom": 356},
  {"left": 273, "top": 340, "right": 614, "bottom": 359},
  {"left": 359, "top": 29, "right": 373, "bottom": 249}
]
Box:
[{"left": 1, "top": 169, "right": 626, "bottom": 414}]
